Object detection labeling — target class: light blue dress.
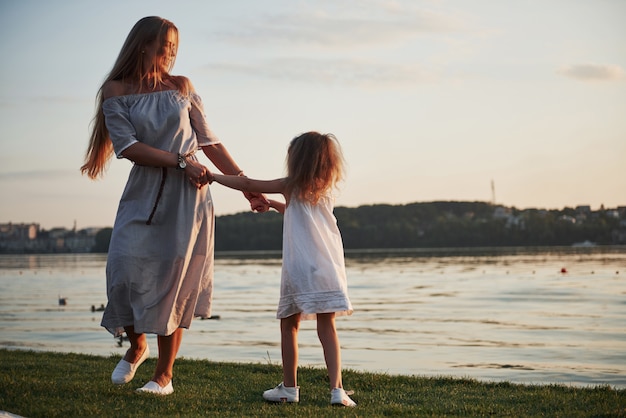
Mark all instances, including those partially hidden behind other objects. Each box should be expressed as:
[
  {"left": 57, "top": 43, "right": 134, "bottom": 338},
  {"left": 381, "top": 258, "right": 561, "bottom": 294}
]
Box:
[
  {"left": 100, "top": 90, "right": 220, "bottom": 337},
  {"left": 278, "top": 194, "right": 353, "bottom": 320}
]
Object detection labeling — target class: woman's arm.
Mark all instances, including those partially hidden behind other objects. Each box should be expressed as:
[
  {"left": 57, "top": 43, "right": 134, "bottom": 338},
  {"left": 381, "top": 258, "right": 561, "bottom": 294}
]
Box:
[
  {"left": 210, "top": 173, "right": 286, "bottom": 195},
  {"left": 200, "top": 143, "right": 243, "bottom": 176},
  {"left": 120, "top": 142, "right": 178, "bottom": 167},
  {"left": 201, "top": 143, "right": 271, "bottom": 211},
  {"left": 121, "top": 143, "right": 208, "bottom": 188}
]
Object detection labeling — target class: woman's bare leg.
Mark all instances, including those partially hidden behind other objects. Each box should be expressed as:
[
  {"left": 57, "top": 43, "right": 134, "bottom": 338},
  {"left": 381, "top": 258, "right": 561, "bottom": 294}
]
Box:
[
  {"left": 152, "top": 328, "right": 183, "bottom": 387},
  {"left": 316, "top": 313, "right": 342, "bottom": 389},
  {"left": 281, "top": 314, "right": 300, "bottom": 387},
  {"left": 123, "top": 326, "right": 148, "bottom": 362}
]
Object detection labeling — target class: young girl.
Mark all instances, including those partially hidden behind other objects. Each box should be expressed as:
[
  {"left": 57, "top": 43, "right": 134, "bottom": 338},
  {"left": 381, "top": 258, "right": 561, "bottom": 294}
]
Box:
[{"left": 209, "top": 132, "right": 356, "bottom": 407}]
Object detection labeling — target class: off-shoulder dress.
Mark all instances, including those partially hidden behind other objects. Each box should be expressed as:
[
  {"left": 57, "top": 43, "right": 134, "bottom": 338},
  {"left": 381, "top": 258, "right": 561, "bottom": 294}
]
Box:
[{"left": 100, "top": 90, "right": 220, "bottom": 337}]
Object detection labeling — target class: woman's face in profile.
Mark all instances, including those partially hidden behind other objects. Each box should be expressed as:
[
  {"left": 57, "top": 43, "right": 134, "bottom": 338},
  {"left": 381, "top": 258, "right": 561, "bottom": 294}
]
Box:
[{"left": 144, "top": 29, "right": 177, "bottom": 73}]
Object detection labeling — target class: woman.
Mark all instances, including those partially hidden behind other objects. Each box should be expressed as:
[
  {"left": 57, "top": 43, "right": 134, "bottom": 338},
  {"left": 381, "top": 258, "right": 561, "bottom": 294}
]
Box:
[{"left": 81, "top": 16, "right": 266, "bottom": 395}]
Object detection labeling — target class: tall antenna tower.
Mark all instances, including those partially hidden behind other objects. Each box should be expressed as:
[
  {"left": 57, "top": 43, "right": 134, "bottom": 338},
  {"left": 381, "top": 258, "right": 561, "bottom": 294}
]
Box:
[{"left": 491, "top": 180, "right": 496, "bottom": 205}]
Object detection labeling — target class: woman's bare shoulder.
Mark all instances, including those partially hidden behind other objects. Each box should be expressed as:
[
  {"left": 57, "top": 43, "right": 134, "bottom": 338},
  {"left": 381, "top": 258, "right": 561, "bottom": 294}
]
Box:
[
  {"left": 170, "top": 75, "right": 195, "bottom": 93},
  {"left": 102, "top": 80, "right": 132, "bottom": 100}
]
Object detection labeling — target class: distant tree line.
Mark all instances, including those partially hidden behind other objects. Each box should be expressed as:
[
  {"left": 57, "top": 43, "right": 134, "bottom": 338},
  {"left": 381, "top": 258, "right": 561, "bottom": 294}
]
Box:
[
  {"left": 333, "top": 202, "right": 622, "bottom": 249},
  {"left": 93, "top": 229, "right": 114, "bottom": 253},
  {"left": 216, "top": 201, "right": 624, "bottom": 250},
  {"left": 92, "top": 201, "right": 625, "bottom": 253}
]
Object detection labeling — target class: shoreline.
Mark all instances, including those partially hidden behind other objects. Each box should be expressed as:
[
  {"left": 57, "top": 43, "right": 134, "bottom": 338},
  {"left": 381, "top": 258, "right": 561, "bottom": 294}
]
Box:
[
  {"left": 1, "top": 349, "right": 624, "bottom": 417},
  {"left": 2, "top": 346, "right": 625, "bottom": 391}
]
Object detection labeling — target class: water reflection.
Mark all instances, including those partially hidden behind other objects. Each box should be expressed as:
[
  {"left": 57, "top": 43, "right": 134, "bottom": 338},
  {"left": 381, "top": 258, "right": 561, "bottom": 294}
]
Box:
[{"left": 0, "top": 247, "right": 624, "bottom": 388}]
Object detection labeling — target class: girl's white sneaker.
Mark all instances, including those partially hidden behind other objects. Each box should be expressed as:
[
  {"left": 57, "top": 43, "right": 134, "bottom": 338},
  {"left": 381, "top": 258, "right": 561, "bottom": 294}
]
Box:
[
  {"left": 331, "top": 387, "right": 356, "bottom": 407},
  {"left": 262, "top": 382, "right": 299, "bottom": 402}
]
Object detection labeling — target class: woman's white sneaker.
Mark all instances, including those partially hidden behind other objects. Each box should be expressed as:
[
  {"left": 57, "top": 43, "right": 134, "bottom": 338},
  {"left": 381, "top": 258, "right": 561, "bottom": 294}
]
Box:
[
  {"left": 111, "top": 346, "right": 150, "bottom": 384},
  {"left": 262, "top": 382, "right": 299, "bottom": 403},
  {"left": 331, "top": 388, "right": 356, "bottom": 407},
  {"left": 136, "top": 380, "right": 174, "bottom": 395}
]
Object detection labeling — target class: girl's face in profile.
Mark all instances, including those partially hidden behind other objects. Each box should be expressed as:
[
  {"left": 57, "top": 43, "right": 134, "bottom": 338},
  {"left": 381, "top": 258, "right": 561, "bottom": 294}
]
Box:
[{"left": 144, "top": 29, "right": 177, "bottom": 73}]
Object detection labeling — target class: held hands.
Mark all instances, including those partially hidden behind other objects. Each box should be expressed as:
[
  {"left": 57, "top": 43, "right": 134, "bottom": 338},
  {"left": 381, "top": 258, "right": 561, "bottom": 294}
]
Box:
[
  {"left": 184, "top": 161, "right": 270, "bottom": 212},
  {"left": 246, "top": 192, "right": 270, "bottom": 213},
  {"left": 184, "top": 159, "right": 212, "bottom": 189},
  {"left": 204, "top": 168, "right": 270, "bottom": 213},
  {"left": 239, "top": 174, "right": 269, "bottom": 212}
]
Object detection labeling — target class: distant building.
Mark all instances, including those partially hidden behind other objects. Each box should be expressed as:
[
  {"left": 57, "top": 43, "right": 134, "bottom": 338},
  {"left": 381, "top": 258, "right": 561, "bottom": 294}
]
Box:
[
  {"left": 576, "top": 205, "right": 591, "bottom": 215},
  {"left": 65, "top": 228, "right": 100, "bottom": 253},
  {"left": 493, "top": 206, "right": 523, "bottom": 228},
  {"left": 0, "top": 223, "right": 39, "bottom": 240},
  {"left": 558, "top": 215, "right": 576, "bottom": 224},
  {"left": 493, "top": 206, "right": 511, "bottom": 219},
  {"left": 0, "top": 223, "right": 101, "bottom": 254},
  {"left": 606, "top": 210, "right": 620, "bottom": 219},
  {"left": 0, "top": 223, "right": 41, "bottom": 252}
]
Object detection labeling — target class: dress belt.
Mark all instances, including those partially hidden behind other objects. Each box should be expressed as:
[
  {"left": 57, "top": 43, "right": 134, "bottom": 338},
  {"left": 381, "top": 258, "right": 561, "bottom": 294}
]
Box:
[{"left": 146, "top": 167, "right": 167, "bottom": 226}]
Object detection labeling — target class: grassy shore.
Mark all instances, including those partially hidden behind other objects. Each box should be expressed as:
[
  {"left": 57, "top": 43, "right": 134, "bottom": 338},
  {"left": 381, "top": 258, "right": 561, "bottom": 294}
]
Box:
[{"left": 0, "top": 349, "right": 624, "bottom": 417}]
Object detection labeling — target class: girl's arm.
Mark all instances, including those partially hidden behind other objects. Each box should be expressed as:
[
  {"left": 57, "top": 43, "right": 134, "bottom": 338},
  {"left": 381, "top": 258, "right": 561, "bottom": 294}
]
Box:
[
  {"left": 202, "top": 143, "right": 270, "bottom": 212},
  {"left": 210, "top": 173, "right": 286, "bottom": 196},
  {"left": 267, "top": 199, "right": 286, "bottom": 214}
]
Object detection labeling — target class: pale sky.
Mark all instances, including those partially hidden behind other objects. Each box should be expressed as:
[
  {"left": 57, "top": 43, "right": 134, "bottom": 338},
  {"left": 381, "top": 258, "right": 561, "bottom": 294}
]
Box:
[{"left": 1, "top": 0, "right": 625, "bottom": 230}]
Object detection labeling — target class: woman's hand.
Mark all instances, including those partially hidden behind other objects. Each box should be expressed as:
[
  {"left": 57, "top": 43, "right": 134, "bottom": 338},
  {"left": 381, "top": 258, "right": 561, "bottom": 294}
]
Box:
[{"left": 184, "top": 159, "right": 211, "bottom": 189}]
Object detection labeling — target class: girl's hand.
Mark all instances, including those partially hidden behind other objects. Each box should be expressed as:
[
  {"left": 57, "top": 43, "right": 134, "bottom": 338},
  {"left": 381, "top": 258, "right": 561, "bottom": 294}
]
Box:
[
  {"left": 249, "top": 197, "right": 270, "bottom": 213},
  {"left": 244, "top": 191, "right": 270, "bottom": 213},
  {"left": 206, "top": 170, "right": 215, "bottom": 184}
]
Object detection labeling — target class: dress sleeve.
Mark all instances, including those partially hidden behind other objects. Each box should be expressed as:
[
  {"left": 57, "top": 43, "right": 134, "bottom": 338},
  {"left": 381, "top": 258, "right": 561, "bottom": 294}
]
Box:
[
  {"left": 102, "top": 97, "right": 139, "bottom": 158},
  {"left": 189, "top": 93, "right": 221, "bottom": 147}
]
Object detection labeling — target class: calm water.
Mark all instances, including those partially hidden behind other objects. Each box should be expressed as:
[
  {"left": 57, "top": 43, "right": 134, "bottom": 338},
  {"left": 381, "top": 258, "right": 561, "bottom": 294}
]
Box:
[{"left": 0, "top": 247, "right": 624, "bottom": 388}]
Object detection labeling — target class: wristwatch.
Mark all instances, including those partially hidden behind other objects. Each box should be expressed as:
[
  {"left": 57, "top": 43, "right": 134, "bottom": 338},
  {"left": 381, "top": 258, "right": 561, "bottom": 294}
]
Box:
[{"left": 177, "top": 153, "right": 187, "bottom": 170}]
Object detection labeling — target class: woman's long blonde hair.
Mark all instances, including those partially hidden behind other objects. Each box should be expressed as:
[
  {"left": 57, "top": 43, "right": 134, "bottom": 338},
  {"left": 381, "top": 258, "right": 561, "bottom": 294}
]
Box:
[
  {"left": 284, "top": 132, "right": 345, "bottom": 204},
  {"left": 81, "top": 16, "right": 190, "bottom": 179}
]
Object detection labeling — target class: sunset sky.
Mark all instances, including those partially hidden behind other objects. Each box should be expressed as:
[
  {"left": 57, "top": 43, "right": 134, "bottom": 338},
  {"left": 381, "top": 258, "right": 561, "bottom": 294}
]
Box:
[{"left": 1, "top": 0, "right": 625, "bottom": 229}]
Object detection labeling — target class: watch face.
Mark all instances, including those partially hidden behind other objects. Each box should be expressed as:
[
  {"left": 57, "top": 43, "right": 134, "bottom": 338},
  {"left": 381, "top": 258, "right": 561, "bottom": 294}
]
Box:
[{"left": 179, "top": 160, "right": 186, "bottom": 169}]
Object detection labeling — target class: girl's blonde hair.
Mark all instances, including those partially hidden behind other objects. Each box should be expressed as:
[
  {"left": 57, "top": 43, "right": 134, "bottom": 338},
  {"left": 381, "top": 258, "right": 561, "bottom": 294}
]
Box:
[
  {"left": 284, "top": 132, "right": 345, "bottom": 204},
  {"left": 81, "top": 16, "right": 190, "bottom": 179}
]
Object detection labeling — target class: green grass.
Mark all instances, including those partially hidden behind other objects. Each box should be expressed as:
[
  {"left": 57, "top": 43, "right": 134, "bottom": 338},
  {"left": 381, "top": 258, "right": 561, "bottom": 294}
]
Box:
[{"left": 0, "top": 349, "right": 624, "bottom": 417}]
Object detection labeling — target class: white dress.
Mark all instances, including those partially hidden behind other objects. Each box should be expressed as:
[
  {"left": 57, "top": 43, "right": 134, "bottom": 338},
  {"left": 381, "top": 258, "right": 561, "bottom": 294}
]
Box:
[
  {"left": 278, "top": 194, "right": 353, "bottom": 320},
  {"left": 100, "top": 90, "right": 220, "bottom": 337}
]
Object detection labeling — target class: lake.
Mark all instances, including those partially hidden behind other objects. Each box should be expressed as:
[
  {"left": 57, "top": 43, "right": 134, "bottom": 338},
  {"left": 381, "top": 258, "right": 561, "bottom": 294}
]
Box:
[{"left": 0, "top": 247, "right": 624, "bottom": 389}]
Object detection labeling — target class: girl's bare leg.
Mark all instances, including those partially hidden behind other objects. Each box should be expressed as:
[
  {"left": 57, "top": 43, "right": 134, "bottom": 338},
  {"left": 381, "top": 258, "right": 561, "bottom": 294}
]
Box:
[
  {"left": 152, "top": 328, "right": 183, "bottom": 387},
  {"left": 280, "top": 313, "right": 300, "bottom": 387},
  {"left": 316, "top": 312, "right": 342, "bottom": 389},
  {"left": 123, "top": 326, "right": 148, "bottom": 362}
]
